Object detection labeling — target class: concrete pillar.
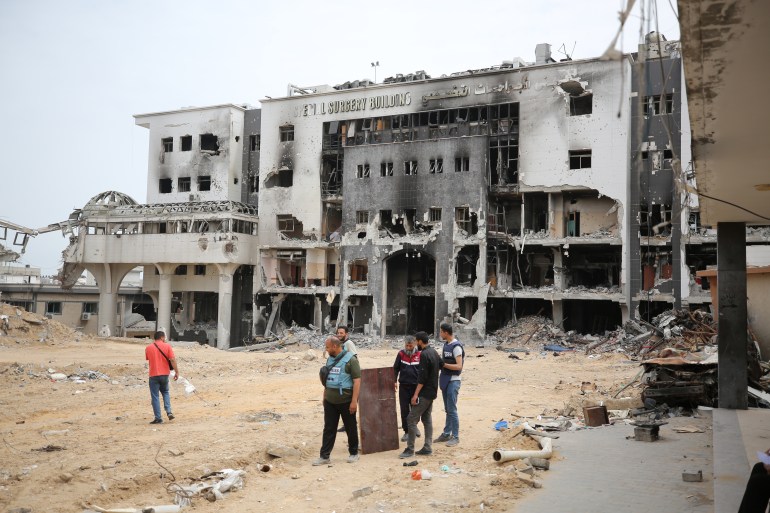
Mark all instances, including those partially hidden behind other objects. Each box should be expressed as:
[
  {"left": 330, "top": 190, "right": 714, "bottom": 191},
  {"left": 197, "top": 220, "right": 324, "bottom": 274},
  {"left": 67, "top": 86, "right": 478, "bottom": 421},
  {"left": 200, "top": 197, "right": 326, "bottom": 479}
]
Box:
[
  {"left": 552, "top": 299, "right": 564, "bottom": 329},
  {"left": 552, "top": 248, "right": 566, "bottom": 290},
  {"left": 717, "top": 222, "right": 747, "bottom": 410},
  {"left": 155, "top": 264, "right": 176, "bottom": 338},
  {"left": 314, "top": 297, "right": 323, "bottom": 329},
  {"left": 215, "top": 263, "right": 240, "bottom": 349},
  {"left": 88, "top": 263, "right": 136, "bottom": 338}
]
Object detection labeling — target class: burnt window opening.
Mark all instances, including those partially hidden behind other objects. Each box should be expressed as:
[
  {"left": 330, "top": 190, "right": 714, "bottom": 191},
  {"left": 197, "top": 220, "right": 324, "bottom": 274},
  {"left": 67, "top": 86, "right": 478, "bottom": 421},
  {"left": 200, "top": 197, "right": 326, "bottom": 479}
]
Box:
[
  {"left": 356, "top": 210, "right": 370, "bottom": 224},
  {"left": 567, "top": 211, "right": 581, "bottom": 236},
  {"left": 159, "top": 178, "right": 172, "bottom": 194},
  {"left": 162, "top": 137, "right": 173, "bottom": 152},
  {"left": 455, "top": 157, "right": 470, "bottom": 172},
  {"left": 455, "top": 207, "right": 478, "bottom": 235},
  {"left": 379, "top": 209, "right": 393, "bottom": 229},
  {"left": 321, "top": 153, "right": 343, "bottom": 197},
  {"left": 404, "top": 208, "right": 417, "bottom": 233},
  {"left": 198, "top": 176, "right": 211, "bottom": 191},
  {"left": 357, "top": 164, "right": 370, "bottom": 178},
  {"left": 280, "top": 125, "right": 295, "bottom": 142},
  {"left": 277, "top": 214, "right": 304, "bottom": 238},
  {"left": 569, "top": 94, "right": 593, "bottom": 116},
  {"left": 569, "top": 150, "right": 592, "bottom": 169},
  {"left": 250, "top": 134, "right": 261, "bottom": 151},
  {"left": 641, "top": 151, "right": 649, "bottom": 160},
  {"left": 489, "top": 138, "right": 519, "bottom": 185},
  {"left": 524, "top": 194, "right": 548, "bottom": 233},
  {"left": 200, "top": 134, "right": 220, "bottom": 153},
  {"left": 175, "top": 265, "right": 188, "bottom": 276},
  {"left": 565, "top": 246, "right": 621, "bottom": 289},
  {"left": 429, "top": 159, "right": 444, "bottom": 174},
  {"left": 663, "top": 149, "right": 674, "bottom": 160},
  {"left": 249, "top": 173, "right": 259, "bottom": 193},
  {"left": 180, "top": 135, "right": 192, "bottom": 151},
  {"left": 456, "top": 246, "right": 480, "bottom": 285},
  {"left": 643, "top": 94, "right": 674, "bottom": 115},
  {"left": 404, "top": 160, "right": 418, "bottom": 176},
  {"left": 264, "top": 168, "right": 293, "bottom": 187},
  {"left": 639, "top": 203, "right": 672, "bottom": 236},
  {"left": 429, "top": 207, "right": 442, "bottom": 222},
  {"left": 350, "top": 259, "right": 368, "bottom": 283},
  {"left": 178, "top": 177, "right": 191, "bottom": 193},
  {"left": 195, "top": 265, "right": 206, "bottom": 276},
  {"left": 380, "top": 162, "right": 393, "bottom": 177}
]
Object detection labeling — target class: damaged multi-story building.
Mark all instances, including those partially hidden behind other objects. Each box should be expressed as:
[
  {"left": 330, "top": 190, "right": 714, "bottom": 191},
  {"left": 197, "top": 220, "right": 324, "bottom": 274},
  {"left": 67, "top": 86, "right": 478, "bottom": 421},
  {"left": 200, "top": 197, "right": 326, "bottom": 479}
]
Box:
[{"left": 5, "top": 34, "right": 768, "bottom": 347}]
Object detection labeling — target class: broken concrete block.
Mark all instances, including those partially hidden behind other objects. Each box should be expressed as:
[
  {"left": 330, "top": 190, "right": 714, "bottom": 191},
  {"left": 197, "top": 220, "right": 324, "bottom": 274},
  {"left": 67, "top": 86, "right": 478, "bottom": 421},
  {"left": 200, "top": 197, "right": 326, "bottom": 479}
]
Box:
[
  {"left": 266, "top": 443, "right": 300, "bottom": 459},
  {"left": 58, "top": 472, "right": 74, "bottom": 483},
  {"left": 303, "top": 350, "right": 317, "bottom": 361},
  {"left": 530, "top": 458, "right": 550, "bottom": 470},
  {"left": 682, "top": 470, "right": 703, "bottom": 482},
  {"left": 353, "top": 486, "right": 373, "bottom": 498}
]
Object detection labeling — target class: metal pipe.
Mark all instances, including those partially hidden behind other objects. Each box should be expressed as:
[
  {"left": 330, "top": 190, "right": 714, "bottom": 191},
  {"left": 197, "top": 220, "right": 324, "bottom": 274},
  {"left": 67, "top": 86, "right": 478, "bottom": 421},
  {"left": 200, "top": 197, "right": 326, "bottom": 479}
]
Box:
[{"left": 493, "top": 435, "right": 552, "bottom": 463}]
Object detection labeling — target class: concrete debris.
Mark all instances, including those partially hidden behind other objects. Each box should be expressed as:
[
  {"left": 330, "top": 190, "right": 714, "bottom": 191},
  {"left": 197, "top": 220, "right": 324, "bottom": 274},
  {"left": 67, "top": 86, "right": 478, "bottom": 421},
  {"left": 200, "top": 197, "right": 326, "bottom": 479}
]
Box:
[{"left": 171, "top": 468, "right": 245, "bottom": 506}]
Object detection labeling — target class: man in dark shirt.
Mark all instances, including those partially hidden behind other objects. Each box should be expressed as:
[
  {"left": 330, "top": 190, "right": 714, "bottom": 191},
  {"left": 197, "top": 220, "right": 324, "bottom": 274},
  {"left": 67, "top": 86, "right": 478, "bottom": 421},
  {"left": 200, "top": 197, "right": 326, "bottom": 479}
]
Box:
[
  {"left": 399, "top": 331, "right": 441, "bottom": 458},
  {"left": 393, "top": 335, "right": 422, "bottom": 442}
]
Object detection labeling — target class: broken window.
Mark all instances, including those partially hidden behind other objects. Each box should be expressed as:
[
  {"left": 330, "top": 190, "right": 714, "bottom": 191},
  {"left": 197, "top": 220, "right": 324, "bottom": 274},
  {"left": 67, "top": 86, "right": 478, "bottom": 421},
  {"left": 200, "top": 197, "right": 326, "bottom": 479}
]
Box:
[
  {"left": 569, "top": 150, "right": 592, "bottom": 169},
  {"left": 404, "top": 160, "right": 418, "bottom": 175},
  {"left": 567, "top": 211, "right": 581, "bottom": 236},
  {"left": 489, "top": 137, "right": 519, "bottom": 185},
  {"left": 429, "top": 207, "right": 442, "bottom": 222},
  {"left": 455, "top": 157, "right": 469, "bottom": 172},
  {"left": 429, "top": 159, "right": 444, "bottom": 174},
  {"left": 175, "top": 265, "right": 188, "bottom": 276},
  {"left": 456, "top": 246, "right": 479, "bottom": 285},
  {"left": 455, "top": 207, "right": 478, "bottom": 234},
  {"left": 200, "top": 134, "right": 219, "bottom": 152},
  {"left": 356, "top": 210, "right": 370, "bottom": 224},
  {"left": 280, "top": 125, "right": 295, "bottom": 142},
  {"left": 639, "top": 203, "right": 672, "bottom": 236},
  {"left": 643, "top": 94, "right": 673, "bottom": 115},
  {"left": 195, "top": 265, "right": 206, "bottom": 276},
  {"left": 380, "top": 162, "right": 393, "bottom": 177},
  {"left": 162, "top": 137, "right": 173, "bottom": 152},
  {"left": 321, "top": 153, "right": 343, "bottom": 196},
  {"left": 249, "top": 173, "right": 259, "bottom": 193},
  {"left": 178, "top": 177, "right": 191, "bottom": 193},
  {"left": 569, "top": 94, "right": 593, "bottom": 115},
  {"left": 198, "top": 176, "right": 211, "bottom": 191},
  {"left": 350, "top": 259, "right": 368, "bottom": 282},
  {"left": 379, "top": 210, "right": 393, "bottom": 228},
  {"left": 357, "top": 164, "right": 370, "bottom": 178},
  {"left": 181, "top": 135, "right": 192, "bottom": 151},
  {"left": 250, "top": 134, "right": 260, "bottom": 151},
  {"left": 158, "top": 178, "right": 172, "bottom": 194},
  {"left": 404, "top": 208, "right": 417, "bottom": 233},
  {"left": 45, "top": 302, "right": 62, "bottom": 315},
  {"left": 277, "top": 214, "right": 304, "bottom": 238},
  {"left": 82, "top": 302, "right": 98, "bottom": 314},
  {"left": 663, "top": 149, "right": 673, "bottom": 160}
]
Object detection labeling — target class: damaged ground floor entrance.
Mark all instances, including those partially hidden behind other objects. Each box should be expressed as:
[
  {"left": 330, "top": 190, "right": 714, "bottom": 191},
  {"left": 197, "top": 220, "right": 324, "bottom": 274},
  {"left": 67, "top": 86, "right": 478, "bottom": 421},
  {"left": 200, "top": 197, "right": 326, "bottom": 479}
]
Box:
[{"left": 385, "top": 250, "right": 436, "bottom": 336}]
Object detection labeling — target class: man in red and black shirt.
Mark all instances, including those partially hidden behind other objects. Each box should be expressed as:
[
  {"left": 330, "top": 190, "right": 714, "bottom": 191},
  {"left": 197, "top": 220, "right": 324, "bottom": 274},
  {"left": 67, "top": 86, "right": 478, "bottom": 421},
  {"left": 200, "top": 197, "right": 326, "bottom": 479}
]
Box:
[
  {"left": 145, "top": 331, "right": 180, "bottom": 424},
  {"left": 393, "top": 335, "right": 421, "bottom": 442}
]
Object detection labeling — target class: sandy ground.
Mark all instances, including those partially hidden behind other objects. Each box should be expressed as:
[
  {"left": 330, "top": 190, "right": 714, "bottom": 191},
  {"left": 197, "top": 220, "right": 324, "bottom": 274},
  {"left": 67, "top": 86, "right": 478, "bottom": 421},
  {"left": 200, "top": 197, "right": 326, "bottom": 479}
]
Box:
[{"left": 0, "top": 309, "right": 644, "bottom": 513}]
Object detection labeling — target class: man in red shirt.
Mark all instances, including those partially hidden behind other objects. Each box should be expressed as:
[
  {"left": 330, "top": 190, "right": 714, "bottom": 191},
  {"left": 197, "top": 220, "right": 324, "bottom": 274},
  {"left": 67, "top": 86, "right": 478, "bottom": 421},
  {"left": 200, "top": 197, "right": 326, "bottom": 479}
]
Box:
[{"left": 145, "top": 331, "right": 180, "bottom": 424}]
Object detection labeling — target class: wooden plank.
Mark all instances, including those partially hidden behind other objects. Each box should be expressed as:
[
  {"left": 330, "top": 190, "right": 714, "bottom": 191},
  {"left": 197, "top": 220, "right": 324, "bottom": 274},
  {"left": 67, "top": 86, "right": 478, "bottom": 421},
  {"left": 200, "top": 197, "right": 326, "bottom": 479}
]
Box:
[{"left": 359, "top": 367, "right": 399, "bottom": 454}]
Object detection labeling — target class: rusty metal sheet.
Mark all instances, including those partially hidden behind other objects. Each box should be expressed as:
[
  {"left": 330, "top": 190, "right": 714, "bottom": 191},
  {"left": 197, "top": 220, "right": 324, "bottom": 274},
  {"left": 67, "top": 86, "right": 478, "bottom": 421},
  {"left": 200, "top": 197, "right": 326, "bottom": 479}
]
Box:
[{"left": 359, "top": 367, "right": 399, "bottom": 454}]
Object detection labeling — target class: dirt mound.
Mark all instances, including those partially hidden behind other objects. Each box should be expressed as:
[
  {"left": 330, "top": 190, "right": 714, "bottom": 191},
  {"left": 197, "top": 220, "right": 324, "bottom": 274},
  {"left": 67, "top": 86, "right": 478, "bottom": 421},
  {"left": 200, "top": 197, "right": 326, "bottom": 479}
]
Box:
[{"left": 0, "top": 302, "right": 88, "bottom": 344}]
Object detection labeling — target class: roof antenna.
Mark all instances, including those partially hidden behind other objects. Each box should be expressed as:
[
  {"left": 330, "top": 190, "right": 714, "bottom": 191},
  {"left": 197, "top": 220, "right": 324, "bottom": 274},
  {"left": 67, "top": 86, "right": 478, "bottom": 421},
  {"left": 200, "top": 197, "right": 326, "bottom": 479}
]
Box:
[{"left": 556, "top": 42, "right": 577, "bottom": 61}]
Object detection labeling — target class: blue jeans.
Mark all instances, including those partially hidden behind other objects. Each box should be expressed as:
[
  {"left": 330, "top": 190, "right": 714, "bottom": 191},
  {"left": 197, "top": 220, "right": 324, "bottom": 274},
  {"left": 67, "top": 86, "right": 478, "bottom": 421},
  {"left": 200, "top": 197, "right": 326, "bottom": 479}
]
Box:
[
  {"left": 149, "top": 375, "right": 172, "bottom": 421},
  {"left": 441, "top": 380, "right": 461, "bottom": 438}
]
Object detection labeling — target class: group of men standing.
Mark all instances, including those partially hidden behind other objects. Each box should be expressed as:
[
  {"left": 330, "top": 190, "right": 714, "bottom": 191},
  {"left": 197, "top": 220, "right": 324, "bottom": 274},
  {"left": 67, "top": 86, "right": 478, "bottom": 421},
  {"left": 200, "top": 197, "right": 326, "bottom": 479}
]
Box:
[{"left": 314, "top": 322, "right": 464, "bottom": 464}]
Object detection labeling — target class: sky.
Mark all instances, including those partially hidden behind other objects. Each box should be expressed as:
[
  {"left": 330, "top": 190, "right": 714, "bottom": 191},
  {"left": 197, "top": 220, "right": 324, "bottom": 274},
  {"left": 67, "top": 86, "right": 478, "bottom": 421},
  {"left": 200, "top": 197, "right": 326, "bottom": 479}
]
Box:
[{"left": 0, "top": 0, "right": 680, "bottom": 275}]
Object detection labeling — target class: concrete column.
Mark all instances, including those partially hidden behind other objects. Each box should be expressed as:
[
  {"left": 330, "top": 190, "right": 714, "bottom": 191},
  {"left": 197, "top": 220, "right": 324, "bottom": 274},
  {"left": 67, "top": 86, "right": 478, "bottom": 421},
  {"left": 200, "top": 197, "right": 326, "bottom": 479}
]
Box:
[
  {"left": 552, "top": 248, "right": 566, "bottom": 291},
  {"left": 88, "top": 263, "right": 136, "bottom": 338},
  {"left": 552, "top": 300, "right": 564, "bottom": 329},
  {"left": 156, "top": 264, "right": 175, "bottom": 338},
  {"left": 215, "top": 263, "right": 240, "bottom": 349},
  {"left": 717, "top": 222, "right": 747, "bottom": 410},
  {"left": 314, "top": 297, "right": 323, "bottom": 329}
]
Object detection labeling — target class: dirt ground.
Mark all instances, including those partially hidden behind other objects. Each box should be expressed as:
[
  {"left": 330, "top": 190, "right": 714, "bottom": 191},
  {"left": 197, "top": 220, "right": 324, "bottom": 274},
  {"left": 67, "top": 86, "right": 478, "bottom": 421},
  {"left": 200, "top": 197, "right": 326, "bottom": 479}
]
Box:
[{"left": 0, "top": 306, "right": 644, "bottom": 513}]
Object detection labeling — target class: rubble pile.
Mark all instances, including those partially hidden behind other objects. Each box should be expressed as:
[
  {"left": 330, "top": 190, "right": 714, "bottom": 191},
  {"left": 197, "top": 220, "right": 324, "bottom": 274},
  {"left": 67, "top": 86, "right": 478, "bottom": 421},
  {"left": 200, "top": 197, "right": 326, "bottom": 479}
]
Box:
[{"left": 0, "top": 302, "right": 84, "bottom": 343}]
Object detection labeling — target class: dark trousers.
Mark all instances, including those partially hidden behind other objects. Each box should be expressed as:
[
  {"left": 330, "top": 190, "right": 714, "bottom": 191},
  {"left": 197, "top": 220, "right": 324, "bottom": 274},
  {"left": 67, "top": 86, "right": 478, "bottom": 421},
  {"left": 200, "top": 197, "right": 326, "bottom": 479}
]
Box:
[
  {"left": 320, "top": 399, "right": 358, "bottom": 458},
  {"left": 398, "top": 383, "right": 417, "bottom": 433},
  {"left": 738, "top": 462, "right": 770, "bottom": 513}
]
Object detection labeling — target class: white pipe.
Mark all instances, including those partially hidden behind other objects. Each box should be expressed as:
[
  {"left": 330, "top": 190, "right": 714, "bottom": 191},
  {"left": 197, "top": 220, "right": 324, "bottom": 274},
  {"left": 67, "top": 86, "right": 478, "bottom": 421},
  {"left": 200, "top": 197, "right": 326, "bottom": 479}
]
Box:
[{"left": 493, "top": 436, "right": 553, "bottom": 463}]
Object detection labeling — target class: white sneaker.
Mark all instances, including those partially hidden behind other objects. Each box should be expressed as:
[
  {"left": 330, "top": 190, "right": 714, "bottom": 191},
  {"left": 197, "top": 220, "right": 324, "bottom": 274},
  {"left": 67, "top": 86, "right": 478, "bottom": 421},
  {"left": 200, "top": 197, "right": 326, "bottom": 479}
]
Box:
[
  {"left": 312, "top": 457, "right": 330, "bottom": 466},
  {"left": 347, "top": 453, "right": 359, "bottom": 463}
]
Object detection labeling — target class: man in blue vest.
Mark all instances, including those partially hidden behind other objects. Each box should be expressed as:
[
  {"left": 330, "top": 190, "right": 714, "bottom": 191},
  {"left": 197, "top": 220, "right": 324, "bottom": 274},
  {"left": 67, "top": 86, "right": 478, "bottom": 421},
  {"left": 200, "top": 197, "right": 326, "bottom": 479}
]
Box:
[
  {"left": 434, "top": 322, "right": 464, "bottom": 447},
  {"left": 313, "top": 336, "right": 361, "bottom": 465}
]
